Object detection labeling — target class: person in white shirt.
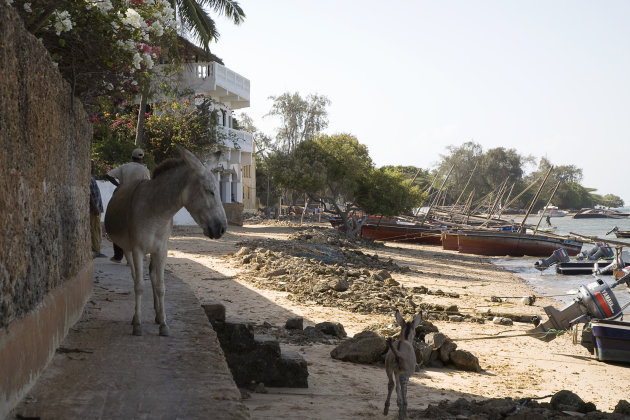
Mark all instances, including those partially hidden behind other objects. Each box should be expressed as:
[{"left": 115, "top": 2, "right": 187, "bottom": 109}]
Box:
[{"left": 105, "top": 148, "right": 150, "bottom": 262}]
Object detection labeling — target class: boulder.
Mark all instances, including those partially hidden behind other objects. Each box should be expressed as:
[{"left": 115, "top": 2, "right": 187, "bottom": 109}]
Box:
[
  {"left": 439, "top": 340, "right": 458, "bottom": 363},
  {"left": 450, "top": 350, "right": 481, "bottom": 372},
  {"left": 285, "top": 317, "right": 304, "bottom": 330},
  {"left": 315, "top": 322, "right": 346, "bottom": 338},
  {"left": 425, "top": 332, "right": 448, "bottom": 349},
  {"left": 330, "top": 331, "right": 387, "bottom": 363},
  {"left": 550, "top": 390, "right": 596, "bottom": 413},
  {"left": 413, "top": 341, "right": 433, "bottom": 366}
]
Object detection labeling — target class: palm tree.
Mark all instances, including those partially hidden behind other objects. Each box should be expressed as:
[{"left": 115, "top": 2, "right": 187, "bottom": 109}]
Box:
[{"left": 170, "top": 0, "right": 245, "bottom": 51}]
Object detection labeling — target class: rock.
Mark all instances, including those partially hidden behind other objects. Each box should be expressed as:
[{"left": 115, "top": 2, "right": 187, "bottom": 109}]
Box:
[
  {"left": 413, "top": 341, "right": 433, "bottom": 366},
  {"left": 614, "top": 400, "right": 630, "bottom": 415},
  {"left": 375, "top": 269, "right": 391, "bottom": 279},
  {"left": 332, "top": 278, "right": 349, "bottom": 292},
  {"left": 550, "top": 390, "right": 595, "bottom": 413},
  {"left": 371, "top": 273, "right": 384, "bottom": 282},
  {"left": 450, "top": 350, "right": 481, "bottom": 372},
  {"left": 254, "top": 382, "right": 268, "bottom": 394},
  {"left": 315, "top": 322, "right": 346, "bottom": 338},
  {"left": 285, "top": 317, "right": 303, "bottom": 330},
  {"left": 200, "top": 300, "right": 225, "bottom": 323},
  {"left": 425, "top": 332, "right": 448, "bottom": 349},
  {"left": 521, "top": 295, "right": 536, "bottom": 305},
  {"left": 235, "top": 246, "right": 251, "bottom": 256},
  {"left": 439, "top": 340, "right": 458, "bottom": 363},
  {"left": 303, "top": 326, "right": 327, "bottom": 341},
  {"left": 444, "top": 305, "right": 459, "bottom": 314},
  {"left": 449, "top": 315, "right": 464, "bottom": 322},
  {"left": 330, "top": 331, "right": 387, "bottom": 363},
  {"left": 385, "top": 278, "right": 399, "bottom": 287},
  {"left": 313, "top": 281, "right": 331, "bottom": 293},
  {"left": 212, "top": 316, "right": 256, "bottom": 354},
  {"left": 492, "top": 317, "right": 513, "bottom": 326}
]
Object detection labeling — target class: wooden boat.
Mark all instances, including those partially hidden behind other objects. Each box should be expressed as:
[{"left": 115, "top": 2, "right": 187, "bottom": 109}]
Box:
[
  {"left": 457, "top": 230, "right": 583, "bottom": 257},
  {"left": 591, "top": 320, "right": 630, "bottom": 363},
  {"left": 441, "top": 231, "right": 459, "bottom": 251},
  {"left": 607, "top": 226, "right": 630, "bottom": 239},
  {"left": 573, "top": 208, "right": 629, "bottom": 219},
  {"left": 361, "top": 222, "right": 443, "bottom": 245}
]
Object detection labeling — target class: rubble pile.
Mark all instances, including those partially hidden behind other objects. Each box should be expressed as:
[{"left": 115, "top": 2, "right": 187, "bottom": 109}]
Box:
[
  {"left": 226, "top": 228, "right": 419, "bottom": 316},
  {"left": 414, "top": 391, "right": 630, "bottom": 419}
]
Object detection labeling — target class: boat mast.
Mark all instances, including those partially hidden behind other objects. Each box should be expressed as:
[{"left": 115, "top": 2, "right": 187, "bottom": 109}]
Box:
[
  {"left": 533, "top": 181, "right": 561, "bottom": 234},
  {"left": 519, "top": 166, "right": 553, "bottom": 234}
]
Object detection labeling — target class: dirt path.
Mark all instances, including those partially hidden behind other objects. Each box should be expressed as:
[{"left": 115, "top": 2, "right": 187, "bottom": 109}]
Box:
[{"left": 167, "top": 223, "right": 630, "bottom": 418}]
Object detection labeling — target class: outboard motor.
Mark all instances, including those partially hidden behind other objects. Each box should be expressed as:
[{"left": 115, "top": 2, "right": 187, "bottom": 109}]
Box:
[
  {"left": 528, "top": 277, "right": 626, "bottom": 342},
  {"left": 578, "top": 242, "right": 614, "bottom": 261},
  {"left": 534, "top": 248, "right": 570, "bottom": 271}
]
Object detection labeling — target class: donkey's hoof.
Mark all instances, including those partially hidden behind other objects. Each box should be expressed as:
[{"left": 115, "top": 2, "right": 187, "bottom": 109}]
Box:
[
  {"left": 132, "top": 325, "right": 143, "bottom": 336},
  {"left": 159, "top": 325, "right": 170, "bottom": 336}
]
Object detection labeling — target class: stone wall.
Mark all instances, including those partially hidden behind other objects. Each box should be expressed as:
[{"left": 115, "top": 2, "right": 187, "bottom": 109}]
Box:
[{"left": 0, "top": 3, "right": 94, "bottom": 416}]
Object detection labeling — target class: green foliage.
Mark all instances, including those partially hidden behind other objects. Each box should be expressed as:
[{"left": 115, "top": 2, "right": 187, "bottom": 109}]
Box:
[
  {"left": 598, "top": 194, "right": 625, "bottom": 208},
  {"left": 266, "top": 92, "right": 331, "bottom": 153},
  {"left": 356, "top": 168, "right": 426, "bottom": 217},
  {"left": 12, "top": 0, "right": 179, "bottom": 112},
  {"left": 91, "top": 97, "right": 218, "bottom": 177}
]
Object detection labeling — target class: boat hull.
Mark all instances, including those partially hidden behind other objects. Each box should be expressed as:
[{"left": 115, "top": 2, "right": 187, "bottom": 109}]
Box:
[
  {"left": 361, "top": 223, "right": 442, "bottom": 245},
  {"left": 555, "top": 261, "right": 613, "bottom": 275},
  {"left": 457, "top": 230, "right": 583, "bottom": 257},
  {"left": 591, "top": 320, "right": 630, "bottom": 363},
  {"left": 441, "top": 232, "right": 459, "bottom": 251}
]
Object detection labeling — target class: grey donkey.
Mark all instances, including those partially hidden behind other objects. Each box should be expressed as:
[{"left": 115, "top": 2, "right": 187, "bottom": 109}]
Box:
[{"left": 383, "top": 310, "right": 423, "bottom": 419}]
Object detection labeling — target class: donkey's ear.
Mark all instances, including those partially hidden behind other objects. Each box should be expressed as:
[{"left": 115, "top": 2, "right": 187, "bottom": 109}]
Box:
[
  {"left": 207, "top": 150, "right": 222, "bottom": 167},
  {"left": 411, "top": 312, "right": 423, "bottom": 329},
  {"left": 178, "top": 146, "right": 205, "bottom": 175},
  {"left": 395, "top": 310, "right": 405, "bottom": 327}
]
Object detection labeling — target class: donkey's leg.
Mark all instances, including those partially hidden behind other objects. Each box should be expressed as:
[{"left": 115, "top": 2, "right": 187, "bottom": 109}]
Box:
[
  {"left": 130, "top": 249, "right": 144, "bottom": 336},
  {"left": 398, "top": 373, "right": 410, "bottom": 420},
  {"left": 150, "top": 249, "right": 169, "bottom": 336},
  {"left": 384, "top": 364, "right": 394, "bottom": 415}
]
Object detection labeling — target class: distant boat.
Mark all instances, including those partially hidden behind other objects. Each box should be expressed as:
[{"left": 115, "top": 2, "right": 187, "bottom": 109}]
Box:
[
  {"left": 607, "top": 226, "right": 630, "bottom": 239},
  {"left": 537, "top": 205, "right": 568, "bottom": 217},
  {"left": 457, "top": 230, "right": 583, "bottom": 257},
  {"left": 573, "top": 208, "right": 629, "bottom": 219}
]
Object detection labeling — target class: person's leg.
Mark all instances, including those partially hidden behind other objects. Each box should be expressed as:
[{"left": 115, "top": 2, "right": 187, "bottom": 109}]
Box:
[
  {"left": 90, "top": 213, "right": 101, "bottom": 255},
  {"left": 112, "top": 242, "right": 124, "bottom": 262}
]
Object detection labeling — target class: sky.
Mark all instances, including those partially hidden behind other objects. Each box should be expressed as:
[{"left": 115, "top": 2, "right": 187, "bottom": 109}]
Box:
[{"left": 210, "top": 1, "right": 630, "bottom": 204}]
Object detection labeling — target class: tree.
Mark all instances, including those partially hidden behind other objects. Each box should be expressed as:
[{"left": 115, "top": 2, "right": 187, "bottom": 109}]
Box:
[
  {"left": 266, "top": 92, "right": 331, "bottom": 153},
  {"left": 599, "top": 194, "right": 625, "bottom": 208},
  {"left": 356, "top": 168, "right": 426, "bottom": 218},
  {"left": 267, "top": 133, "right": 423, "bottom": 237},
  {"left": 170, "top": 0, "right": 245, "bottom": 50}
]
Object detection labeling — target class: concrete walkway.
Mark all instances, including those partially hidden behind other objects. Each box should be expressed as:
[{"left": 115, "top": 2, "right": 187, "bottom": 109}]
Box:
[{"left": 11, "top": 247, "right": 249, "bottom": 419}]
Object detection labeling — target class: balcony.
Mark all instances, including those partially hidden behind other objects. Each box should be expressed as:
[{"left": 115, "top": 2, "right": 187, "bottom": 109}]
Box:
[
  {"left": 217, "top": 126, "right": 253, "bottom": 154},
  {"left": 179, "top": 62, "right": 250, "bottom": 109}
]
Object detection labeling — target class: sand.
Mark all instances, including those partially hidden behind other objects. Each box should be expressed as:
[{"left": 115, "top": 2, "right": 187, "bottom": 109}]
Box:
[{"left": 165, "top": 222, "right": 629, "bottom": 419}]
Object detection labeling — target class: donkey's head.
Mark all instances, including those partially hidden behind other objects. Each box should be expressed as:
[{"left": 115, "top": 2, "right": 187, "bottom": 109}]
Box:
[
  {"left": 395, "top": 310, "right": 423, "bottom": 343},
  {"left": 179, "top": 147, "right": 227, "bottom": 239}
]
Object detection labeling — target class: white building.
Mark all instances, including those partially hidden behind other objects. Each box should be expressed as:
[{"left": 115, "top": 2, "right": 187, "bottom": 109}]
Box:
[{"left": 99, "top": 44, "right": 256, "bottom": 225}]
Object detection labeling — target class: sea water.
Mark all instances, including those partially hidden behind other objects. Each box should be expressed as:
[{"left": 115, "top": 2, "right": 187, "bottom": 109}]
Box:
[{"left": 492, "top": 208, "right": 630, "bottom": 312}]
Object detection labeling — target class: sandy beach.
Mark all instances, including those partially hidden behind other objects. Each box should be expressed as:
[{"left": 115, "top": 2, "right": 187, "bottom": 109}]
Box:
[{"left": 165, "top": 222, "right": 629, "bottom": 418}]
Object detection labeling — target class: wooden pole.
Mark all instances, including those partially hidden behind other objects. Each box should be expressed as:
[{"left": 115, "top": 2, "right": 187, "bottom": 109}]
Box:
[
  {"left": 519, "top": 166, "right": 553, "bottom": 234},
  {"left": 420, "top": 165, "right": 454, "bottom": 227},
  {"left": 533, "top": 181, "right": 561, "bottom": 234},
  {"left": 453, "top": 161, "right": 478, "bottom": 208}
]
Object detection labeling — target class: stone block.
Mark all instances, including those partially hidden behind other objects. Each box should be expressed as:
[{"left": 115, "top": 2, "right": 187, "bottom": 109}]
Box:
[{"left": 200, "top": 300, "right": 225, "bottom": 323}]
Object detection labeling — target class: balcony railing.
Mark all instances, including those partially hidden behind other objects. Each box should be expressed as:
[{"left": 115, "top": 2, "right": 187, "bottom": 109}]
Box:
[{"left": 217, "top": 126, "right": 253, "bottom": 153}]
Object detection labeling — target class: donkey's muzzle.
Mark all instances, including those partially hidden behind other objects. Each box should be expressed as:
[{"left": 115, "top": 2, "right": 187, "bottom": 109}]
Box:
[{"left": 204, "top": 220, "right": 226, "bottom": 239}]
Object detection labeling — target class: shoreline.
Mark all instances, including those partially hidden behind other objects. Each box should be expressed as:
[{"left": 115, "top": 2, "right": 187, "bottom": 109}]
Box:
[{"left": 167, "top": 222, "right": 630, "bottom": 417}]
